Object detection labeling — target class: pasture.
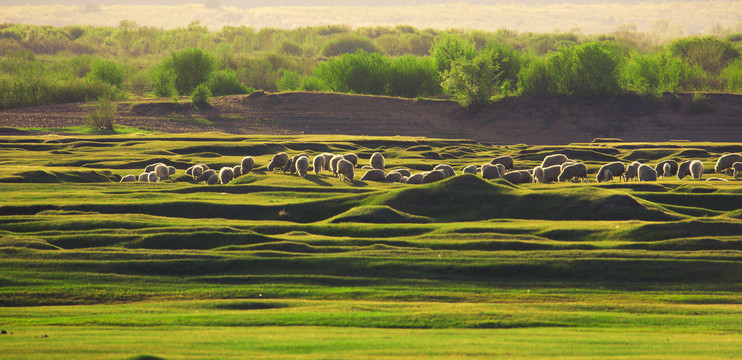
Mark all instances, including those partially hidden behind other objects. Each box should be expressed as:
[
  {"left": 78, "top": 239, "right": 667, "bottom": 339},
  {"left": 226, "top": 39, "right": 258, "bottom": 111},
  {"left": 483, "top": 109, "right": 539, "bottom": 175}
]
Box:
[{"left": 0, "top": 134, "right": 741, "bottom": 359}]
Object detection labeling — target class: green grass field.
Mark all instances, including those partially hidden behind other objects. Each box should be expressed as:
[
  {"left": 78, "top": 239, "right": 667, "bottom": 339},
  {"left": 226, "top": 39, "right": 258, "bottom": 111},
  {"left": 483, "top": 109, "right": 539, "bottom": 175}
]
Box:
[{"left": 1, "top": 134, "right": 741, "bottom": 359}]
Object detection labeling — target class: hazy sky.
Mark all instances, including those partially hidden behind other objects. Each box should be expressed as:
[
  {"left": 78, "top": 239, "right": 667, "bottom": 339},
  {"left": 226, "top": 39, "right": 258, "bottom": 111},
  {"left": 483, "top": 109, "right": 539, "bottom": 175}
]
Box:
[{"left": 0, "top": 0, "right": 711, "bottom": 6}]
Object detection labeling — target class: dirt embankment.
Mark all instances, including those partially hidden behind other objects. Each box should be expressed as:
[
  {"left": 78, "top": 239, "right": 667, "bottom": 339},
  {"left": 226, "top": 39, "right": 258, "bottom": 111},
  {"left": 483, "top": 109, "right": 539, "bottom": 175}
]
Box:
[{"left": 1, "top": 92, "right": 741, "bottom": 144}]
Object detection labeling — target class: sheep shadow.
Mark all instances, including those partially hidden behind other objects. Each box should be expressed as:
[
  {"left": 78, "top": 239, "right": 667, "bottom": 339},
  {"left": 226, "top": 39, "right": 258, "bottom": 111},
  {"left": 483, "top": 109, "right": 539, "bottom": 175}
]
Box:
[{"left": 303, "top": 174, "right": 332, "bottom": 186}]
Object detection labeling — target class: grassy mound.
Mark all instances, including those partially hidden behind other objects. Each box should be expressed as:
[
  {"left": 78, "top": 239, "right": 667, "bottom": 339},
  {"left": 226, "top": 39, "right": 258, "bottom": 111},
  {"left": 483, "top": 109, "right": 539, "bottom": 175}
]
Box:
[{"left": 329, "top": 205, "right": 433, "bottom": 223}]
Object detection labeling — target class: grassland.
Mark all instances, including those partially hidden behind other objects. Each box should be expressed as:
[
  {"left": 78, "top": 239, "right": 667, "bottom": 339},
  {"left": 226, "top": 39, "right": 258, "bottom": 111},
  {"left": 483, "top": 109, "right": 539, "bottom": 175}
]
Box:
[{"left": 0, "top": 134, "right": 741, "bottom": 359}]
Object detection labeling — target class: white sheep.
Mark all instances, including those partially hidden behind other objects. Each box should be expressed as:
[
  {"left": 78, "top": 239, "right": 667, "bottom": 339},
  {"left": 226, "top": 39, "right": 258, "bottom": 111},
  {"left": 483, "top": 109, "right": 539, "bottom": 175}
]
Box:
[
  {"left": 433, "top": 164, "right": 455, "bottom": 178},
  {"left": 558, "top": 163, "right": 588, "bottom": 182},
  {"left": 385, "top": 172, "right": 403, "bottom": 182},
  {"left": 625, "top": 162, "right": 640, "bottom": 182},
  {"left": 336, "top": 159, "right": 355, "bottom": 182},
  {"left": 241, "top": 156, "right": 255, "bottom": 174},
  {"left": 603, "top": 169, "right": 614, "bottom": 182},
  {"left": 481, "top": 164, "right": 501, "bottom": 180},
  {"left": 120, "top": 174, "right": 137, "bottom": 182},
  {"left": 532, "top": 166, "right": 545, "bottom": 183},
  {"left": 399, "top": 176, "right": 409, "bottom": 183},
  {"left": 677, "top": 160, "right": 691, "bottom": 179},
  {"left": 268, "top": 152, "right": 289, "bottom": 172},
  {"left": 406, "top": 173, "right": 424, "bottom": 184},
  {"left": 322, "top": 153, "right": 334, "bottom": 170},
  {"left": 219, "top": 167, "right": 235, "bottom": 184},
  {"left": 503, "top": 170, "right": 532, "bottom": 184},
  {"left": 168, "top": 166, "right": 176, "bottom": 176},
  {"left": 191, "top": 165, "right": 204, "bottom": 178},
  {"left": 147, "top": 172, "right": 158, "bottom": 182},
  {"left": 655, "top": 160, "right": 678, "bottom": 177},
  {"left": 295, "top": 156, "right": 310, "bottom": 177},
  {"left": 330, "top": 155, "right": 345, "bottom": 175},
  {"left": 422, "top": 170, "right": 446, "bottom": 184},
  {"left": 370, "top": 152, "right": 385, "bottom": 170},
  {"left": 542, "top": 165, "right": 562, "bottom": 183},
  {"left": 596, "top": 162, "right": 625, "bottom": 182},
  {"left": 283, "top": 154, "right": 307, "bottom": 174},
  {"left": 154, "top": 164, "right": 169, "bottom": 181},
  {"left": 490, "top": 156, "right": 514, "bottom": 170},
  {"left": 391, "top": 168, "right": 411, "bottom": 177},
  {"left": 560, "top": 160, "right": 577, "bottom": 172},
  {"left": 138, "top": 173, "right": 148, "bottom": 182},
  {"left": 541, "top": 154, "right": 569, "bottom": 168},
  {"left": 343, "top": 153, "right": 358, "bottom": 167},
  {"left": 195, "top": 169, "right": 216, "bottom": 183},
  {"left": 144, "top": 162, "right": 165, "bottom": 173},
  {"left": 732, "top": 162, "right": 742, "bottom": 179},
  {"left": 638, "top": 164, "right": 657, "bottom": 182},
  {"left": 663, "top": 163, "right": 671, "bottom": 177},
  {"left": 690, "top": 160, "right": 704, "bottom": 180},
  {"left": 313, "top": 154, "right": 325, "bottom": 175},
  {"left": 462, "top": 165, "right": 478, "bottom": 174},
  {"left": 207, "top": 174, "right": 219, "bottom": 185},
  {"left": 361, "top": 169, "right": 386, "bottom": 181},
  {"left": 715, "top": 153, "right": 742, "bottom": 174},
  {"left": 233, "top": 165, "right": 242, "bottom": 178}
]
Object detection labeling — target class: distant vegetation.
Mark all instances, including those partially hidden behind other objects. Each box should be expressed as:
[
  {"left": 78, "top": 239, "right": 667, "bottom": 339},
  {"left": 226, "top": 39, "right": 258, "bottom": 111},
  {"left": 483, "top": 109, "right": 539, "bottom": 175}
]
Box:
[{"left": 2, "top": 22, "right": 742, "bottom": 109}]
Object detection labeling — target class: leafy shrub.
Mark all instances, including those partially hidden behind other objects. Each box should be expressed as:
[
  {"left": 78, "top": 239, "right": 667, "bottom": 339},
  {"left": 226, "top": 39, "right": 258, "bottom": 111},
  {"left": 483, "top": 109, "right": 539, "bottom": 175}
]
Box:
[
  {"left": 208, "top": 69, "right": 251, "bottom": 96},
  {"left": 430, "top": 33, "right": 476, "bottom": 73},
  {"left": 321, "top": 35, "right": 379, "bottom": 57},
  {"left": 313, "top": 50, "right": 388, "bottom": 95},
  {"left": 722, "top": 59, "right": 742, "bottom": 93},
  {"left": 150, "top": 66, "right": 175, "bottom": 97},
  {"left": 277, "top": 70, "right": 302, "bottom": 91},
  {"left": 386, "top": 55, "right": 441, "bottom": 98},
  {"left": 620, "top": 51, "right": 683, "bottom": 96},
  {"left": 278, "top": 41, "right": 304, "bottom": 56},
  {"left": 517, "top": 57, "right": 553, "bottom": 96},
  {"left": 299, "top": 76, "right": 329, "bottom": 92},
  {"left": 442, "top": 52, "right": 503, "bottom": 107},
  {"left": 86, "top": 96, "right": 116, "bottom": 131},
  {"left": 192, "top": 83, "right": 211, "bottom": 108},
  {"left": 161, "top": 48, "right": 216, "bottom": 95},
  {"left": 87, "top": 59, "right": 125, "bottom": 88},
  {"left": 668, "top": 36, "right": 740, "bottom": 75},
  {"left": 480, "top": 44, "right": 523, "bottom": 93}
]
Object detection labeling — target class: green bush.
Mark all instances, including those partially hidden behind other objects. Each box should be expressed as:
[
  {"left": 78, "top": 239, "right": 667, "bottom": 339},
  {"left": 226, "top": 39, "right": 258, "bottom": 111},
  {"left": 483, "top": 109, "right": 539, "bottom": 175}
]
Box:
[
  {"left": 161, "top": 48, "right": 216, "bottom": 95},
  {"left": 517, "top": 57, "right": 555, "bottom": 96},
  {"left": 430, "top": 33, "right": 476, "bottom": 73},
  {"left": 480, "top": 44, "right": 523, "bottom": 93},
  {"left": 86, "top": 96, "right": 116, "bottom": 131},
  {"left": 441, "top": 52, "right": 503, "bottom": 107},
  {"left": 386, "top": 55, "right": 441, "bottom": 98},
  {"left": 722, "top": 59, "right": 742, "bottom": 93},
  {"left": 192, "top": 83, "right": 211, "bottom": 108},
  {"left": 313, "top": 50, "right": 388, "bottom": 95},
  {"left": 277, "top": 70, "right": 302, "bottom": 91},
  {"left": 620, "top": 51, "right": 683, "bottom": 96},
  {"left": 150, "top": 66, "right": 175, "bottom": 97},
  {"left": 299, "top": 76, "right": 329, "bottom": 92},
  {"left": 208, "top": 69, "right": 252, "bottom": 96},
  {"left": 668, "top": 36, "right": 740, "bottom": 75},
  {"left": 87, "top": 59, "right": 125, "bottom": 88},
  {"left": 278, "top": 41, "right": 304, "bottom": 56},
  {"left": 321, "top": 35, "right": 380, "bottom": 57}
]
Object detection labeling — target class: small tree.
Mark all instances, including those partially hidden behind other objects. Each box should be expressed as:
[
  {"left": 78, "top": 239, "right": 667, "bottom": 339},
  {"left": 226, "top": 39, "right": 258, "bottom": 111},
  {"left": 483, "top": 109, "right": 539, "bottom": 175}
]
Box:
[
  {"left": 620, "top": 50, "right": 683, "bottom": 96},
  {"left": 87, "top": 59, "right": 125, "bottom": 88},
  {"left": 87, "top": 96, "right": 116, "bottom": 131},
  {"left": 192, "top": 83, "right": 211, "bottom": 108},
  {"left": 441, "top": 52, "right": 503, "bottom": 108},
  {"left": 430, "top": 33, "right": 476, "bottom": 73},
  {"left": 161, "top": 48, "right": 216, "bottom": 95}
]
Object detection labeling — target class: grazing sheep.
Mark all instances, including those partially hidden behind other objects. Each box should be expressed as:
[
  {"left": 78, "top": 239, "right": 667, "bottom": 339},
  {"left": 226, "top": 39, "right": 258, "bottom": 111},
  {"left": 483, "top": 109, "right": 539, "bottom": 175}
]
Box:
[
  {"left": 147, "top": 172, "right": 158, "bottom": 182},
  {"left": 638, "top": 164, "right": 658, "bottom": 182},
  {"left": 268, "top": 152, "right": 289, "bottom": 172},
  {"left": 361, "top": 165, "right": 374, "bottom": 170},
  {"left": 733, "top": 162, "right": 742, "bottom": 179},
  {"left": 495, "top": 164, "right": 506, "bottom": 177},
  {"left": 322, "top": 153, "right": 335, "bottom": 170},
  {"left": 560, "top": 160, "right": 577, "bottom": 172},
  {"left": 233, "top": 166, "right": 242, "bottom": 177},
  {"left": 462, "top": 165, "right": 478, "bottom": 174},
  {"left": 625, "top": 162, "right": 640, "bottom": 181},
  {"left": 490, "top": 156, "right": 514, "bottom": 170},
  {"left": 422, "top": 170, "right": 446, "bottom": 184},
  {"left": 144, "top": 162, "right": 165, "bottom": 173},
  {"left": 677, "top": 160, "right": 692, "bottom": 179},
  {"left": 399, "top": 176, "right": 409, "bottom": 183},
  {"left": 391, "top": 168, "right": 411, "bottom": 177},
  {"left": 120, "top": 174, "right": 137, "bottom": 182},
  {"left": 294, "top": 156, "right": 310, "bottom": 177},
  {"left": 191, "top": 165, "right": 204, "bottom": 178},
  {"left": 154, "top": 164, "right": 169, "bottom": 181},
  {"left": 138, "top": 173, "right": 148, "bottom": 182},
  {"left": 185, "top": 166, "right": 195, "bottom": 176},
  {"left": 690, "top": 160, "right": 704, "bottom": 180},
  {"left": 343, "top": 153, "right": 358, "bottom": 167},
  {"left": 503, "top": 170, "right": 532, "bottom": 184},
  {"left": 385, "top": 172, "right": 402, "bottom": 182},
  {"left": 542, "top": 165, "right": 562, "bottom": 183},
  {"left": 370, "top": 152, "right": 385, "bottom": 170},
  {"left": 241, "top": 156, "right": 255, "bottom": 174},
  {"left": 541, "top": 154, "right": 569, "bottom": 168},
  {"left": 706, "top": 177, "right": 728, "bottom": 181},
  {"left": 481, "top": 164, "right": 501, "bottom": 180},
  {"left": 313, "top": 155, "right": 325, "bottom": 175},
  {"left": 603, "top": 169, "right": 614, "bottom": 182},
  {"left": 407, "top": 173, "right": 424, "bottom": 184},
  {"left": 219, "top": 167, "right": 235, "bottom": 184},
  {"left": 434, "top": 164, "right": 455, "bottom": 178},
  {"left": 596, "top": 162, "right": 625, "bottom": 182},
  {"left": 714, "top": 153, "right": 742, "bottom": 173},
  {"left": 655, "top": 160, "right": 679, "bottom": 177},
  {"left": 168, "top": 166, "right": 176, "bottom": 176},
  {"left": 532, "top": 166, "right": 545, "bottom": 183},
  {"left": 199, "top": 164, "right": 210, "bottom": 170},
  {"left": 336, "top": 159, "right": 355, "bottom": 182},
  {"left": 330, "top": 155, "right": 345, "bottom": 175},
  {"left": 207, "top": 174, "right": 219, "bottom": 185},
  {"left": 558, "top": 163, "right": 588, "bottom": 182},
  {"left": 663, "top": 163, "right": 672, "bottom": 177},
  {"left": 195, "top": 169, "right": 217, "bottom": 183},
  {"left": 361, "top": 169, "right": 386, "bottom": 181}
]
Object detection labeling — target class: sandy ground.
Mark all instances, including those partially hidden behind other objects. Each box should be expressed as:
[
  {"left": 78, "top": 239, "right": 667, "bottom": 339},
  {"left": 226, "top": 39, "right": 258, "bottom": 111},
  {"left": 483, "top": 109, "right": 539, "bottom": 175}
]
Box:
[{"left": 1, "top": 92, "right": 741, "bottom": 145}]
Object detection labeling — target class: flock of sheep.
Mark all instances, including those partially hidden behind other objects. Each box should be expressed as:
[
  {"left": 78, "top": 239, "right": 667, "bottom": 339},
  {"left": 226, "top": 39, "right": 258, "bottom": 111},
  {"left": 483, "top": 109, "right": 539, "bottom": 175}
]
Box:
[{"left": 120, "top": 150, "right": 742, "bottom": 185}]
